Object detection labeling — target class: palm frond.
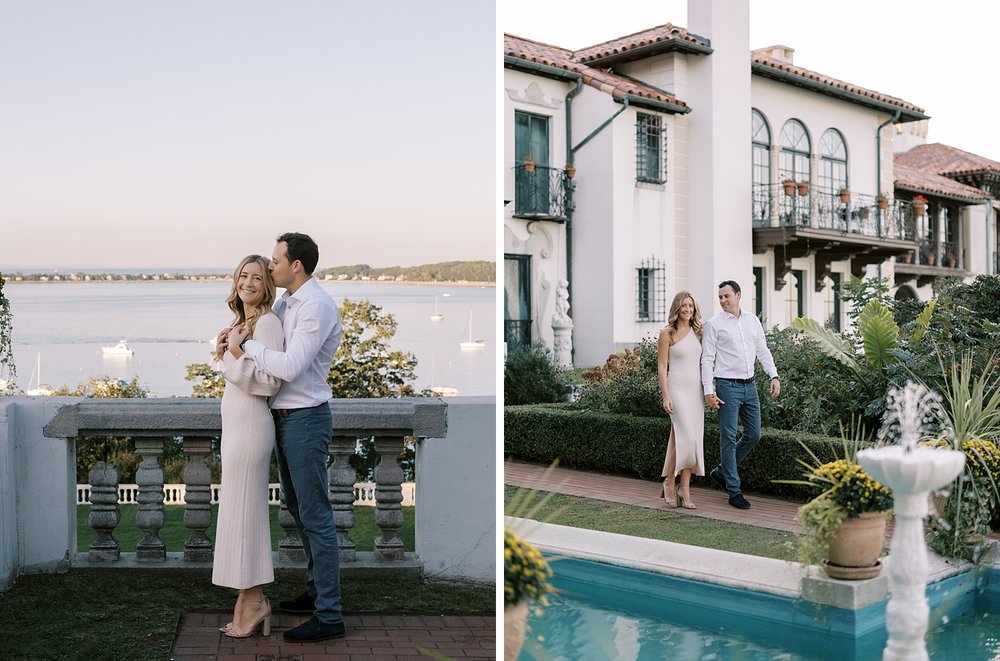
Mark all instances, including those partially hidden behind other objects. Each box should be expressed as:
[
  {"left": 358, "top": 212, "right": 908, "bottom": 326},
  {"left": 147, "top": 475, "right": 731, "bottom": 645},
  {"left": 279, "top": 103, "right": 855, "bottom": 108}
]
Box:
[
  {"left": 789, "top": 316, "right": 859, "bottom": 372},
  {"left": 910, "top": 298, "right": 936, "bottom": 344},
  {"left": 858, "top": 299, "right": 898, "bottom": 370}
]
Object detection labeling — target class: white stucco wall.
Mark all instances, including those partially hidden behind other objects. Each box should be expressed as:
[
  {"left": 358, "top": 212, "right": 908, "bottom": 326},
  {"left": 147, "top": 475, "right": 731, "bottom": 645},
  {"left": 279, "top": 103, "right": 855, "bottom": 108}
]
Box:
[
  {"left": 415, "top": 396, "right": 495, "bottom": 583},
  {"left": 0, "top": 399, "right": 16, "bottom": 591}
]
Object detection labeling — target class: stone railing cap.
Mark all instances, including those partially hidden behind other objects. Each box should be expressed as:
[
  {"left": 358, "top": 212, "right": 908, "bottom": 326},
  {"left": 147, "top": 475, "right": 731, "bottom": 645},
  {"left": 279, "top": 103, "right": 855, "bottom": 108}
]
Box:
[{"left": 43, "top": 397, "right": 448, "bottom": 439}]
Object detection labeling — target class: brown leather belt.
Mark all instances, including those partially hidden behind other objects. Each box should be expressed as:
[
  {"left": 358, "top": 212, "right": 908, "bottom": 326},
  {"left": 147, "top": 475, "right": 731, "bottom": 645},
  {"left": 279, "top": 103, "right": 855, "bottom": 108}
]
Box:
[{"left": 271, "top": 404, "right": 323, "bottom": 419}]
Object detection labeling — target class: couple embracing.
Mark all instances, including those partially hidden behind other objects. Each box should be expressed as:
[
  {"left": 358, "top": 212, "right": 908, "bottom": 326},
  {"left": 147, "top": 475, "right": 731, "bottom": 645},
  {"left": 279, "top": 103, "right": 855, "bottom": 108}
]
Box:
[
  {"left": 210, "top": 232, "right": 346, "bottom": 643},
  {"left": 657, "top": 280, "right": 781, "bottom": 511}
]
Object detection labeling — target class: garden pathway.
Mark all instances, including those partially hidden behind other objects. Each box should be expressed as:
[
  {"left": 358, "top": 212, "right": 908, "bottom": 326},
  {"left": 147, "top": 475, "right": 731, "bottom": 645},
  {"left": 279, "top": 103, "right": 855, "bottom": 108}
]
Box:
[
  {"left": 505, "top": 459, "right": 805, "bottom": 532},
  {"left": 169, "top": 611, "right": 495, "bottom": 660}
]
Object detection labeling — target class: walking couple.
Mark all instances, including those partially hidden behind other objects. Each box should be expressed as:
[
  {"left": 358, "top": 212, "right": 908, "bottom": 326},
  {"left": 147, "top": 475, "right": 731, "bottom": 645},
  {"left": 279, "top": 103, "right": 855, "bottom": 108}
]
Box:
[
  {"left": 657, "top": 280, "right": 780, "bottom": 511},
  {"left": 210, "top": 232, "right": 347, "bottom": 643}
]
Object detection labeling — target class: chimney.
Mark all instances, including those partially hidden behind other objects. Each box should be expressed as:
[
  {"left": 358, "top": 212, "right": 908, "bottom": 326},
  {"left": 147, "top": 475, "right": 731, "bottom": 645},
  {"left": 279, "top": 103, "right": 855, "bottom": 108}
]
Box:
[{"left": 755, "top": 45, "right": 794, "bottom": 64}]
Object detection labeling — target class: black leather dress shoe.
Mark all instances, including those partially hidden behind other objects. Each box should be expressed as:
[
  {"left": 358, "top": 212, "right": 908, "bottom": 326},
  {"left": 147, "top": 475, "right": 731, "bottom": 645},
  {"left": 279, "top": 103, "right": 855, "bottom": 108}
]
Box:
[
  {"left": 709, "top": 469, "right": 726, "bottom": 490},
  {"left": 729, "top": 494, "right": 751, "bottom": 510},
  {"left": 279, "top": 591, "right": 316, "bottom": 614},
  {"left": 283, "top": 616, "right": 346, "bottom": 642}
]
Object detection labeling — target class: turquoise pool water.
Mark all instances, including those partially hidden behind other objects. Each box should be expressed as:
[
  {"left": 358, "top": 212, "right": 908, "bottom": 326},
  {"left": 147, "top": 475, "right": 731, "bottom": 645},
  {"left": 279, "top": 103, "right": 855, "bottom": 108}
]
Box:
[{"left": 520, "top": 557, "right": 1000, "bottom": 660}]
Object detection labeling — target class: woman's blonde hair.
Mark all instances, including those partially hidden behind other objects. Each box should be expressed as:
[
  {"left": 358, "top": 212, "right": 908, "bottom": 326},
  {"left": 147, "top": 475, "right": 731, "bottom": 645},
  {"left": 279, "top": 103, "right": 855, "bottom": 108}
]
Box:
[
  {"left": 226, "top": 254, "right": 276, "bottom": 336},
  {"left": 666, "top": 290, "right": 703, "bottom": 343}
]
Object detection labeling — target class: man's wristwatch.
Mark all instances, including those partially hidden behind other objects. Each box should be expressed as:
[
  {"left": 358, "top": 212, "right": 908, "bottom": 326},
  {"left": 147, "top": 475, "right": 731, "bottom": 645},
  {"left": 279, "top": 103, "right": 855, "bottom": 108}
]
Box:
[{"left": 239, "top": 338, "right": 249, "bottom": 351}]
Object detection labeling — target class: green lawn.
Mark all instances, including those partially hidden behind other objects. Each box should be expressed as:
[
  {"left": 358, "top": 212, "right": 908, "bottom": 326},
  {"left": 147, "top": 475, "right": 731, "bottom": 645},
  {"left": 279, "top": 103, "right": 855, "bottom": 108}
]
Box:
[
  {"left": 77, "top": 504, "right": 415, "bottom": 553},
  {"left": 505, "top": 485, "right": 798, "bottom": 561}
]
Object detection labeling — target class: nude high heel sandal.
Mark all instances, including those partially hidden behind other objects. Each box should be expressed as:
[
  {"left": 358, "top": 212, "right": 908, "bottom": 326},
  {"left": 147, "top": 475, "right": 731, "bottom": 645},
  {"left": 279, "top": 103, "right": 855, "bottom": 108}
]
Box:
[
  {"left": 222, "top": 597, "right": 271, "bottom": 638},
  {"left": 661, "top": 480, "right": 677, "bottom": 507},
  {"left": 677, "top": 487, "right": 697, "bottom": 510}
]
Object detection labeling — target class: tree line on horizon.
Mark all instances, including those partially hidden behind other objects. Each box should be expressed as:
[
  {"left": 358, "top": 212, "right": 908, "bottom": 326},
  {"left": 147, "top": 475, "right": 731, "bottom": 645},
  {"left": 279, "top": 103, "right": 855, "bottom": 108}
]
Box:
[{"left": 317, "top": 260, "right": 494, "bottom": 283}]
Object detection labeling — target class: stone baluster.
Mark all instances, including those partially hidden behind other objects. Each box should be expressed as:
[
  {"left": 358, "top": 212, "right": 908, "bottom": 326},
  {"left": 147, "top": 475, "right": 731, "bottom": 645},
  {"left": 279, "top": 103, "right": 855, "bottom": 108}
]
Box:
[
  {"left": 134, "top": 438, "right": 166, "bottom": 561},
  {"left": 87, "top": 461, "right": 121, "bottom": 562},
  {"left": 328, "top": 435, "right": 358, "bottom": 561},
  {"left": 373, "top": 435, "right": 405, "bottom": 561},
  {"left": 182, "top": 436, "right": 213, "bottom": 562},
  {"left": 278, "top": 487, "right": 304, "bottom": 563}
]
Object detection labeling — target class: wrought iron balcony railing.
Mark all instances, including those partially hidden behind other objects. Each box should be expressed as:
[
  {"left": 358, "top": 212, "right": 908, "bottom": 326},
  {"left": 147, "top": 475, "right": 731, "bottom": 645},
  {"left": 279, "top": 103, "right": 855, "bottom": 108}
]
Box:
[
  {"left": 751, "top": 185, "right": 911, "bottom": 241},
  {"left": 512, "top": 164, "right": 573, "bottom": 221}
]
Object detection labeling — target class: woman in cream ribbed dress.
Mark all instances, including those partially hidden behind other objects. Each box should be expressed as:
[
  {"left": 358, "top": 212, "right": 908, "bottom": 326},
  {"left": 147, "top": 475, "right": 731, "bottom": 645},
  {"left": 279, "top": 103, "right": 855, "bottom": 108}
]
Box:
[
  {"left": 656, "top": 291, "right": 705, "bottom": 509},
  {"left": 211, "top": 255, "right": 283, "bottom": 638}
]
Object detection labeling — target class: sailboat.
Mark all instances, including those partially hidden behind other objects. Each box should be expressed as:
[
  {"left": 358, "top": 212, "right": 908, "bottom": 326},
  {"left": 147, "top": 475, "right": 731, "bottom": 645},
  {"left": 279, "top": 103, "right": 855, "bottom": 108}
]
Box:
[
  {"left": 428, "top": 353, "right": 459, "bottom": 396},
  {"left": 430, "top": 293, "right": 449, "bottom": 321},
  {"left": 459, "top": 311, "right": 486, "bottom": 351},
  {"left": 26, "top": 353, "right": 53, "bottom": 396}
]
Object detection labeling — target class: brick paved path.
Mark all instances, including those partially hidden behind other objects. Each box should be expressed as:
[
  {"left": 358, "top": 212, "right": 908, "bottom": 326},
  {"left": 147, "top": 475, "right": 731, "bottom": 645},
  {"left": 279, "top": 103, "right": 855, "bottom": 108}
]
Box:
[{"left": 169, "top": 611, "right": 495, "bottom": 660}]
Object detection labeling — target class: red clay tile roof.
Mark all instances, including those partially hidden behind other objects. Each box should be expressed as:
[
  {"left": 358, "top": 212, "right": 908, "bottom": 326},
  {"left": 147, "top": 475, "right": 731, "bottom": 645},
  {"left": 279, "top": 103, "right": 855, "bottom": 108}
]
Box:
[
  {"left": 751, "top": 50, "right": 925, "bottom": 118},
  {"left": 893, "top": 163, "right": 986, "bottom": 202},
  {"left": 574, "top": 23, "right": 710, "bottom": 63},
  {"left": 504, "top": 34, "right": 689, "bottom": 110},
  {"left": 895, "top": 143, "right": 1000, "bottom": 177}
]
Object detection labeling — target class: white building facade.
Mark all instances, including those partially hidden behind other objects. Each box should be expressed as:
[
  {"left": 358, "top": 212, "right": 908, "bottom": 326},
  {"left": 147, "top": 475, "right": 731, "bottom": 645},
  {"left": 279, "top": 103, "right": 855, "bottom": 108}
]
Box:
[{"left": 503, "top": 0, "right": 999, "bottom": 368}]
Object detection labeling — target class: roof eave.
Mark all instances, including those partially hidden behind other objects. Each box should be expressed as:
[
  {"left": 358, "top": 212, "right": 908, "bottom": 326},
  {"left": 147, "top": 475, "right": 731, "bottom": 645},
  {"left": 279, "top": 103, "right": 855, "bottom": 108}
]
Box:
[
  {"left": 894, "top": 184, "right": 983, "bottom": 204},
  {"left": 752, "top": 62, "right": 928, "bottom": 123},
  {"left": 581, "top": 38, "right": 713, "bottom": 67},
  {"left": 620, "top": 93, "right": 691, "bottom": 115},
  {"left": 504, "top": 55, "right": 582, "bottom": 82}
]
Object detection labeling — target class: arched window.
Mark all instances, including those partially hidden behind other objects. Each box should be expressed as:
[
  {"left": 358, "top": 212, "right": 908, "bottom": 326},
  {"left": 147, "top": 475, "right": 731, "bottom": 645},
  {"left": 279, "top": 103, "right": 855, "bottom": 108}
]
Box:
[
  {"left": 779, "top": 120, "right": 810, "bottom": 184},
  {"left": 819, "top": 129, "right": 847, "bottom": 195},
  {"left": 752, "top": 110, "right": 771, "bottom": 189}
]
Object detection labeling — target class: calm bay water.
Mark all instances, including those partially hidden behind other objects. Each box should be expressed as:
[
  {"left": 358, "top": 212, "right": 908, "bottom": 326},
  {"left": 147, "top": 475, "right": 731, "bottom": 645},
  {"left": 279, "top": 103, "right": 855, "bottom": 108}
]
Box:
[{"left": 4, "top": 280, "right": 495, "bottom": 397}]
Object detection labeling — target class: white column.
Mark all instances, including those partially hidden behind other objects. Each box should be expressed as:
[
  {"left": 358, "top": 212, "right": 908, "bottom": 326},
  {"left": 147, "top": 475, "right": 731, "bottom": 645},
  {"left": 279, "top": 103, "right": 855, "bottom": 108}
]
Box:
[{"left": 687, "top": 0, "right": 752, "bottom": 310}]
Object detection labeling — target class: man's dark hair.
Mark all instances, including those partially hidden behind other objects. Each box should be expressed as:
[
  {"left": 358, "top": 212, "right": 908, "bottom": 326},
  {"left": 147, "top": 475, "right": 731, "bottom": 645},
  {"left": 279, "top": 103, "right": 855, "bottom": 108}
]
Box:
[
  {"left": 277, "top": 232, "right": 319, "bottom": 274},
  {"left": 718, "top": 280, "right": 741, "bottom": 294}
]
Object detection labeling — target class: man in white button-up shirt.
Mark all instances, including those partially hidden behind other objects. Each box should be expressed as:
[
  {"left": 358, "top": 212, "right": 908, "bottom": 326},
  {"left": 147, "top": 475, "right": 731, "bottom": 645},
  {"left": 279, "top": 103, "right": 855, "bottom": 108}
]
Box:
[
  {"left": 229, "top": 232, "right": 346, "bottom": 642},
  {"left": 700, "top": 280, "right": 780, "bottom": 510}
]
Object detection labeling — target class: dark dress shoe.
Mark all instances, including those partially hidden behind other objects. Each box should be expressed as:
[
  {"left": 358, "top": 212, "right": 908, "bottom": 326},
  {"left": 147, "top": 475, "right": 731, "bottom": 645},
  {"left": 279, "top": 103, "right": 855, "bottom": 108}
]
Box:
[
  {"left": 283, "top": 616, "right": 346, "bottom": 642},
  {"left": 709, "top": 469, "right": 726, "bottom": 490},
  {"left": 279, "top": 591, "right": 316, "bottom": 614},
  {"left": 729, "top": 494, "right": 751, "bottom": 509}
]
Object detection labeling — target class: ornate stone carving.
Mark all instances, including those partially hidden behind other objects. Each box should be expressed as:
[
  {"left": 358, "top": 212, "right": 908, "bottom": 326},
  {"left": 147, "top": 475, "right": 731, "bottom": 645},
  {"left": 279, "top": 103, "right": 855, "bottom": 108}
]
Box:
[
  {"left": 505, "top": 82, "right": 563, "bottom": 109},
  {"left": 87, "top": 461, "right": 120, "bottom": 562},
  {"left": 373, "top": 435, "right": 406, "bottom": 561},
  {"left": 133, "top": 438, "right": 165, "bottom": 561},
  {"left": 329, "top": 435, "right": 358, "bottom": 561},
  {"left": 181, "top": 436, "right": 213, "bottom": 562}
]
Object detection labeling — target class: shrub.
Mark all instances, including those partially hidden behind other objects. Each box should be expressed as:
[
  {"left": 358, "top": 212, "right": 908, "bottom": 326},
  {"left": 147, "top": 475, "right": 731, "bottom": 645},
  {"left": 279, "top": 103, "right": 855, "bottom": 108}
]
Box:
[
  {"left": 576, "top": 335, "right": 663, "bottom": 417},
  {"left": 504, "top": 404, "right": 841, "bottom": 501},
  {"left": 503, "top": 344, "right": 567, "bottom": 405}
]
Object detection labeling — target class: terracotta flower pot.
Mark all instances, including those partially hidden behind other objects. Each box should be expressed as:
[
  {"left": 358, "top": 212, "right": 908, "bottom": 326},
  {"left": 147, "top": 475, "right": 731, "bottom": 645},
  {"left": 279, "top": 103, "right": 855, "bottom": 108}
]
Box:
[
  {"left": 839, "top": 190, "right": 850, "bottom": 204},
  {"left": 914, "top": 203, "right": 926, "bottom": 216},
  {"left": 523, "top": 158, "right": 535, "bottom": 173},
  {"left": 824, "top": 511, "right": 887, "bottom": 580},
  {"left": 877, "top": 197, "right": 888, "bottom": 210},
  {"left": 504, "top": 601, "right": 529, "bottom": 659},
  {"left": 797, "top": 182, "right": 809, "bottom": 196},
  {"left": 783, "top": 181, "right": 795, "bottom": 197}
]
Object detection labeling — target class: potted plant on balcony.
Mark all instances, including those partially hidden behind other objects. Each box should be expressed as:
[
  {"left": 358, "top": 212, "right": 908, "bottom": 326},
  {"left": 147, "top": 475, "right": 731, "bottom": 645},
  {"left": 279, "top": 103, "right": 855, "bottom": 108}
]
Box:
[
  {"left": 877, "top": 194, "right": 889, "bottom": 210},
  {"left": 913, "top": 194, "right": 928, "bottom": 216},
  {"left": 944, "top": 250, "right": 957, "bottom": 268},
  {"left": 839, "top": 187, "right": 851, "bottom": 204},
  {"left": 781, "top": 423, "right": 894, "bottom": 580},
  {"left": 797, "top": 180, "right": 810, "bottom": 197},
  {"left": 523, "top": 156, "right": 536, "bottom": 173},
  {"left": 783, "top": 178, "right": 795, "bottom": 197}
]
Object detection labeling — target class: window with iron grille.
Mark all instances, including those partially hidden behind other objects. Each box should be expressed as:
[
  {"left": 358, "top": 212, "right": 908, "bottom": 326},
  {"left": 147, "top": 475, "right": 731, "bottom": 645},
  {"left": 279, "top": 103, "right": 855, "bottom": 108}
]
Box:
[
  {"left": 636, "top": 257, "right": 667, "bottom": 322},
  {"left": 636, "top": 113, "right": 666, "bottom": 184}
]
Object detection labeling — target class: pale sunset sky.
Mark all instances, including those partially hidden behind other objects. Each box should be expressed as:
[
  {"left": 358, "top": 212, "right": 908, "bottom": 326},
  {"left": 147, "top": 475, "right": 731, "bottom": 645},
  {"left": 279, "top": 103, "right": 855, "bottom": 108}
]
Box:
[
  {"left": 503, "top": 0, "right": 1000, "bottom": 166},
  {"left": 1, "top": 1, "right": 496, "bottom": 271}
]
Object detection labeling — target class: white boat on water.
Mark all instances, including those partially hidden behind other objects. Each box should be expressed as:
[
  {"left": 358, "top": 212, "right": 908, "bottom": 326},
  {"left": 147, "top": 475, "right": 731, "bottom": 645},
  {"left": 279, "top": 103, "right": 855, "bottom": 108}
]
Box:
[
  {"left": 459, "top": 311, "right": 486, "bottom": 351},
  {"left": 26, "top": 354, "right": 53, "bottom": 396},
  {"left": 430, "top": 293, "right": 449, "bottom": 321},
  {"left": 102, "top": 340, "right": 134, "bottom": 356},
  {"left": 430, "top": 385, "right": 460, "bottom": 396}
]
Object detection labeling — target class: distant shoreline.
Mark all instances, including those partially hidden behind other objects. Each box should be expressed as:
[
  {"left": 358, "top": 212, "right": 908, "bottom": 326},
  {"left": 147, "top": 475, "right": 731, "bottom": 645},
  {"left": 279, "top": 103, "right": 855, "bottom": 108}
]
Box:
[{"left": 3, "top": 277, "right": 494, "bottom": 287}]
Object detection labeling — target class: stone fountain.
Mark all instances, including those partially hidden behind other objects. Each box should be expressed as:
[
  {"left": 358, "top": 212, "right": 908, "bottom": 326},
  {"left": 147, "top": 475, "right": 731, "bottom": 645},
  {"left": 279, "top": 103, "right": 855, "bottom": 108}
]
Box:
[{"left": 857, "top": 381, "right": 965, "bottom": 661}]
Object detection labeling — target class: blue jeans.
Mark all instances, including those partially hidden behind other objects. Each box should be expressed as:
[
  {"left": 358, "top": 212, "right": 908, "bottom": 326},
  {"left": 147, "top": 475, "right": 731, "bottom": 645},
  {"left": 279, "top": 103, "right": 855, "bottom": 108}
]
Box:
[
  {"left": 274, "top": 404, "right": 342, "bottom": 624},
  {"left": 714, "top": 379, "right": 762, "bottom": 497}
]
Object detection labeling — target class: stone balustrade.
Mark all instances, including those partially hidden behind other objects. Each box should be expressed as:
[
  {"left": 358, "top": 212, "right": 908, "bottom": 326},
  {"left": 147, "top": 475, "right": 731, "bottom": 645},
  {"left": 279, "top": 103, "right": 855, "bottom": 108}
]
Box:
[{"left": 1, "top": 396, "right": 494, "bottom": 591}]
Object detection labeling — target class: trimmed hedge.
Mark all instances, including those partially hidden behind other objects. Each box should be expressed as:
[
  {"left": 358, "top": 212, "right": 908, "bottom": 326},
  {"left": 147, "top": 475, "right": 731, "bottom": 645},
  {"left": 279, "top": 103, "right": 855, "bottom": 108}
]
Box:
[{"left": 504, "top": 404, "right": 847, "bottom": 502}]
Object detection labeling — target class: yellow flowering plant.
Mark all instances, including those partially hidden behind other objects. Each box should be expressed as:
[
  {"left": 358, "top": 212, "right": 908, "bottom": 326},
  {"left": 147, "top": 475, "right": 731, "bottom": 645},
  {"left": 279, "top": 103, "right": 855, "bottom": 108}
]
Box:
[{"left": 504, "top": 528, "right": 552, "bottom": 608}]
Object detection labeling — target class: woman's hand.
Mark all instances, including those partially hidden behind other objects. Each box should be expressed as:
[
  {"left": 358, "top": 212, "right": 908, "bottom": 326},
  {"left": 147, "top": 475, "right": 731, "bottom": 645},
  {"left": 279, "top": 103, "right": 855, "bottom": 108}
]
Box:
[
  {"left": 215, "top": 327, "right": 232, "bottom": 360},
  {"left": 228, "top": 324, "right": 250, "bottom": 356},
  {"left": 662, "top": 396, "right": 674, "bottom": 415}
]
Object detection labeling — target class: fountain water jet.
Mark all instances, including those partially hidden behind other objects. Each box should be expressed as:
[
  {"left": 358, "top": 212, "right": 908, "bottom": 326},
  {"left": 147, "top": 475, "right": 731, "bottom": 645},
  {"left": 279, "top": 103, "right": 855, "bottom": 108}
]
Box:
[{"left": 857, "top": 381, "right": 965, "bottom": 661}]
